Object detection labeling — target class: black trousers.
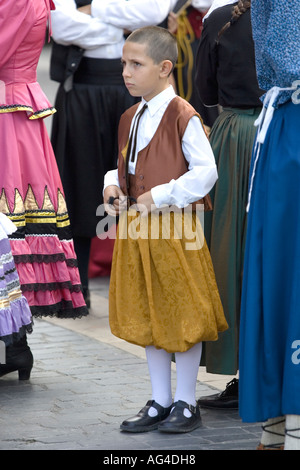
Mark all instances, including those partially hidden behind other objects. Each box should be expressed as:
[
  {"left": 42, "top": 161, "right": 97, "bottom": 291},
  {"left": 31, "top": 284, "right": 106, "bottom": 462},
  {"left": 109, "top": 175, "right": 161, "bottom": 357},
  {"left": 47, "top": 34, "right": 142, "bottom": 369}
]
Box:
[{"left": 51, "top": 57, "right": 137, "bottom": 239}]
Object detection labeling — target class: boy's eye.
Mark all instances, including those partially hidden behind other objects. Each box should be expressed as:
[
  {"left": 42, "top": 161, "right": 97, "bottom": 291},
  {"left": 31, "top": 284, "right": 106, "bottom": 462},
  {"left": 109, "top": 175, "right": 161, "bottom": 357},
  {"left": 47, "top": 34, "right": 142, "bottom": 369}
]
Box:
[{"left": 121, "top": 60, "right": 142, "bottom": 68}]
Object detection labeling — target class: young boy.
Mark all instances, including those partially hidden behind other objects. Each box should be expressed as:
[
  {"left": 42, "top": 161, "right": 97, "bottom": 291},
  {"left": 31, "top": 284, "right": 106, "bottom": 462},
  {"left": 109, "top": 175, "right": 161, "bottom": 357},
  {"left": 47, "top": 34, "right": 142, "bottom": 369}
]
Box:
[{"left": 103, "top": 26, "right": 227, "bottom": 434}]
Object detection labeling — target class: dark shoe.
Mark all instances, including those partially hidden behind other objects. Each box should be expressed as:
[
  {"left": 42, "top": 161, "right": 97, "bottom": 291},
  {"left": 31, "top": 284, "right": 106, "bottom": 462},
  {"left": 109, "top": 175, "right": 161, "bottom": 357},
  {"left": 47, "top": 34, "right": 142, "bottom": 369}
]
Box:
[
  {"left": 158, "top": 400, "right": 202, "bottom": 433},
  {"left": 0, "top": 335, "right": 33, "bottom": 380},
  {"left": 83, "top": 287, "right": 90, "bottom": 309},
  {"left": 197, "top": 378, "right": 238, "bottom": 409},
  {"left": 120, "top": 400, "right": 172, "bottom": 433}
]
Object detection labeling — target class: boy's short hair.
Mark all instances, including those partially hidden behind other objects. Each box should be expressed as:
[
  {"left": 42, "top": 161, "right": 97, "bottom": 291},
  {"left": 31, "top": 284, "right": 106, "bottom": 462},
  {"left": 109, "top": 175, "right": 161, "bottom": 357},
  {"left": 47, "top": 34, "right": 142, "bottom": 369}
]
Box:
[{"left": 126, "top": 26, "right": 178, "bottom": 71}]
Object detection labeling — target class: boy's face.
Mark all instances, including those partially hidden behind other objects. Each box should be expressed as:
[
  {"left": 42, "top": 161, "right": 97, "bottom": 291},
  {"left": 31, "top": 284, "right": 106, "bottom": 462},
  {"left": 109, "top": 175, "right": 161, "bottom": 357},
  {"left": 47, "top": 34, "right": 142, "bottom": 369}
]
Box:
[{"left": 122, "top": 41, "right": 168, "bottom": 102}]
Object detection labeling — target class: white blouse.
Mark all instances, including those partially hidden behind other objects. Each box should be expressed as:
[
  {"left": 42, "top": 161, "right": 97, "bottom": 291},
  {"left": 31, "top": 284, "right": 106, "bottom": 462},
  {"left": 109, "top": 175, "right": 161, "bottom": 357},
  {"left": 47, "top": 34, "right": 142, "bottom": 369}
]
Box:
[{"left": 51, "top": 0, "right": 178, "bottom": 59}]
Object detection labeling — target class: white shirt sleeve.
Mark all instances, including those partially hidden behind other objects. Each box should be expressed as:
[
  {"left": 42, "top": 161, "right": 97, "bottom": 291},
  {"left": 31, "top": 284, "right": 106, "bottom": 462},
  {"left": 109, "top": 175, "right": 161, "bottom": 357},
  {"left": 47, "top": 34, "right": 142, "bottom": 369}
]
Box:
[
  {"left": 151, "top": 116, "right": 218, "bottom": 208},
  {"left": 104, "top": 169, "right": 120, "bottom": 190},
  {"left": 91, "top": 0, "right": 178, "bottom": 30},
  {"left": 51, "top": 0, "right": 123, "bottom": 48},
  {"left": 191, "top": 0, "right": 214, "bottom": 11}
]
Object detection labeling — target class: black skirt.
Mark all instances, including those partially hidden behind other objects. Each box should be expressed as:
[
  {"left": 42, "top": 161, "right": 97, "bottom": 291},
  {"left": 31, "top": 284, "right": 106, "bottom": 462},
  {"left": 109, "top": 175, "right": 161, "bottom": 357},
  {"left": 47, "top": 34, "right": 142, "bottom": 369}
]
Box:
[{"left": 51, "top": 57, "right": 137, "bottom": 238}]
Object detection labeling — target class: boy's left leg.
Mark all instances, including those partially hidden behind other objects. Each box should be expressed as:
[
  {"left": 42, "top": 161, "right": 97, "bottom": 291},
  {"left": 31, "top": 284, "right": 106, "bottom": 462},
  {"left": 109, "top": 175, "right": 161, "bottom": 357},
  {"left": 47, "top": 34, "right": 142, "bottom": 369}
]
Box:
[
  {"left": 158, "top": 342, "right": 202, "bottom": 433},
  {"left": 145, "top": 345, "right": 173, "bottom": 413}
]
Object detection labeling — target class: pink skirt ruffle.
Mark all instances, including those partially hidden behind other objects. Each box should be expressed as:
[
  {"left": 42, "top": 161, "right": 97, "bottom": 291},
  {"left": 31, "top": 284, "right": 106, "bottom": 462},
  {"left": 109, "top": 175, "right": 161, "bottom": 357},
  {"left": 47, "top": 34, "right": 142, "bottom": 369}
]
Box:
[
  {"left": 10, "top": 236, "right": 86, "bottom": 316},
  {"left": 0, "top": 106, "right": 88, "bottom": 318},
  {"left": 0, "top": 81, "right": 55, "bottom": 119}
]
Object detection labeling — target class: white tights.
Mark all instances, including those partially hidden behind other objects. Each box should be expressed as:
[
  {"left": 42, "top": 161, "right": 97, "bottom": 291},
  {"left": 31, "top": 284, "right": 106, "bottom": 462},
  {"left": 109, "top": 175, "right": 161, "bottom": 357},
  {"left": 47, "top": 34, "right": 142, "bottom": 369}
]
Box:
[{"left": 145, "top": 342, "right": 202, "bottom": 417}]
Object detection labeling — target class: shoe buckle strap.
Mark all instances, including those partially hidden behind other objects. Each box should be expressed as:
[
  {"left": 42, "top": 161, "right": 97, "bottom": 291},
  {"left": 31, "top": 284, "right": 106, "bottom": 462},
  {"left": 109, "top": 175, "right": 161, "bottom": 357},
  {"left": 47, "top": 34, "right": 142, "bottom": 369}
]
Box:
[
  {"left": 174, "top": 400, "right": 197, "bottom": 414},
  {"left": 187, "top": 403, "right": 197, "bottom": 414},
  {"left": 146, "top": 400, "right": 169, "bottom": 414}
]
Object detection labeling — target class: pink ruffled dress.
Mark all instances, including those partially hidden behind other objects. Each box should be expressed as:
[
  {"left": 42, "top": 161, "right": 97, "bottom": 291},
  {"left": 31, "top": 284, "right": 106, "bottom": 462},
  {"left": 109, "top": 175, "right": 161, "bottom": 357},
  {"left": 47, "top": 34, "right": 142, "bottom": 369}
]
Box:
[{"left": 0, "top": 0, "right": 88, "bottom": 318}]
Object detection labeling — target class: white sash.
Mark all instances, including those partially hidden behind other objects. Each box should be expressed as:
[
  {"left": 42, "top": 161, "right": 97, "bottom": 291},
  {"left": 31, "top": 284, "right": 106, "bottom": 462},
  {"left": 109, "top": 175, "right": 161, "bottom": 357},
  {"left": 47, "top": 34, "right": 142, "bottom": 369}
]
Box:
[{"left": 246, "top": 83, "right": 299, "bottom": 212}]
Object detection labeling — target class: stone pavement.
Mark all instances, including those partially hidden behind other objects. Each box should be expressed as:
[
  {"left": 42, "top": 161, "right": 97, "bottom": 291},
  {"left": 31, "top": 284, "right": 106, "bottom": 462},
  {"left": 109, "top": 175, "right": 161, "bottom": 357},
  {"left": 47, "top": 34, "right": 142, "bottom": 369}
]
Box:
[{"left": 0, "top": 277, "right": 262, "bottom": 452}]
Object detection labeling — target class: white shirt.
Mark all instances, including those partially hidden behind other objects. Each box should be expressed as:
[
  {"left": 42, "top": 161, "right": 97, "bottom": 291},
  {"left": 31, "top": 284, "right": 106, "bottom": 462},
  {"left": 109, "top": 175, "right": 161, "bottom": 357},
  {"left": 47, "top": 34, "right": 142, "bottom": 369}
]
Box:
[
  {"left": 104, "top": 86, "right": 218, "bottom": 208},
  {"left": 191, "top": 0, "right": 213, "bottom": 12},
  {"left": 51, "top": 0, "right": 178, "bottom": 59},
  {"left": 202, "top": 0, "right": 236, "bottom": 21}
]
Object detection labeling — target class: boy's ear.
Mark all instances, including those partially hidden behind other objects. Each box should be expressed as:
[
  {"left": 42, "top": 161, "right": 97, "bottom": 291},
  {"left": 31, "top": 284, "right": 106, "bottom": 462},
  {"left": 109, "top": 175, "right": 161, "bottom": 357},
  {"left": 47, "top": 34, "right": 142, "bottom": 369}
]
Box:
[{"left": 160, "top": 60, "right": 173, "bottom": 78}]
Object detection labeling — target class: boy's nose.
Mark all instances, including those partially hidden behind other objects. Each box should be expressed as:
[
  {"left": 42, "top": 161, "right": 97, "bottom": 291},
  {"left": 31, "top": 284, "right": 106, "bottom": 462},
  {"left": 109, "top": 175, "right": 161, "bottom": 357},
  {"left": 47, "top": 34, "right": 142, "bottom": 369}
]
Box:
[{"left": 122, "top": 67, "right": 130, "bottom": 78}]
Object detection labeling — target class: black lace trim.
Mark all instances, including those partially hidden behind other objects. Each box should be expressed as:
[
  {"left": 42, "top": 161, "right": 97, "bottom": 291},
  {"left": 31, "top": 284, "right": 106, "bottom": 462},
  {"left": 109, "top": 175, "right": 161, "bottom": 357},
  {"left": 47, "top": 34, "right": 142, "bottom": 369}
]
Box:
[
  {"left": 0, "top": 104, "right": 31, "bottom": 111},
  {"left": 9, "top": 225, "right": 73, "bottom": 241},
  {"left": 32, "top": 107, "right": 56, "bottom": 116},
  {"left": 30, "top": 301, "right": 89, "bottom": 319},
  {"left": 13, "top": 253, "right": 78, "bottom": 267},
  {"left": 21, "top": 281, "right": 83, "bottom": 293},
  {"left": 0, "top": 323, "right": 33, "bottom": 347},
  {"left": 0, "top": 104, "right": 55, "bottom": 115}
]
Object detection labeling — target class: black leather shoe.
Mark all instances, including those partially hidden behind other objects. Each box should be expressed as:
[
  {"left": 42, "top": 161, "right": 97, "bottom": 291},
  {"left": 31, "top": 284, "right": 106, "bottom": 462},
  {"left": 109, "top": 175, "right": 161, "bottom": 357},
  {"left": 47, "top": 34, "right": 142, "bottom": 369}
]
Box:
[
  {"left": 158, "top": 400, "right": 202, "bottom": 433},
  {"left": 0, "top": 335, "right": 33, "bottom": 380},
  {"left": 197, "top": 378, "right": 238, "bottom": 409},
  {"left": 120, "top": 400, "right": 172, "bottom": 433}
]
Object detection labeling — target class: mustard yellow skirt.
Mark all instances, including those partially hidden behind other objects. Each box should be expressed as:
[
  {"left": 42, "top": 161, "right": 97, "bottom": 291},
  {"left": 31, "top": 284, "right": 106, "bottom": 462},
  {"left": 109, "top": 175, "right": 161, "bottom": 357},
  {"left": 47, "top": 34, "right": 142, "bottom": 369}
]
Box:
[{"left": 109, "top": 209, "right": 228, "bottom": 353}]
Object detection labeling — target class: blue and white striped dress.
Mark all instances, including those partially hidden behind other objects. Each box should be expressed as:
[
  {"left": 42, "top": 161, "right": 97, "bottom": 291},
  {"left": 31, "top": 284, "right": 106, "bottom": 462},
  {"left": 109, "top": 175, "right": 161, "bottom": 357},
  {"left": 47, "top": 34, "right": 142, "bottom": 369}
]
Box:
[{"left": 239, "top": 0, "right": 300, "bottom": 423}]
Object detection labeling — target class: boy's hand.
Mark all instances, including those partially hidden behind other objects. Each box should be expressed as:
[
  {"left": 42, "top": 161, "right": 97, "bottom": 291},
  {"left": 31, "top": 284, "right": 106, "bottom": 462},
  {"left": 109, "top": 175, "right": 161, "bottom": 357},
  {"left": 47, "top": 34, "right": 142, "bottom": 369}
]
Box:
[
  {"left": 135, "top": 191, "right": 155, "bottom": 217},
  {"left": 168, "top": 11, "right": 178, "bottom": 34},
  {"left": 104, "top": 186, "right": 127, "bottom": 216}
]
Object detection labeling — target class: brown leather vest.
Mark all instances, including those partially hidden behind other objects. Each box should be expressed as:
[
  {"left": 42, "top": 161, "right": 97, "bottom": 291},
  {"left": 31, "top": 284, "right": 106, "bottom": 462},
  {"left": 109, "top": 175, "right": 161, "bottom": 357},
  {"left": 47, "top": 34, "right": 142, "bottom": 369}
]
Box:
[{"left": 117, "top": 96, "right": 212, "bottom": 210}]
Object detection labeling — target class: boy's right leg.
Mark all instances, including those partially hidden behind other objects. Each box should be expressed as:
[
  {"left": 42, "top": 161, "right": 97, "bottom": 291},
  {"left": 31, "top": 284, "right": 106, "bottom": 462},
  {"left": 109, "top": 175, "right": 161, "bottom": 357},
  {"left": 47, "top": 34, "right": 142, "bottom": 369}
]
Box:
[
  {"left": 120, "top": 346, "right": 172, "bottom": 433},
  {"left": 146, "top": 346, "right": 173, "bottom": 412}
]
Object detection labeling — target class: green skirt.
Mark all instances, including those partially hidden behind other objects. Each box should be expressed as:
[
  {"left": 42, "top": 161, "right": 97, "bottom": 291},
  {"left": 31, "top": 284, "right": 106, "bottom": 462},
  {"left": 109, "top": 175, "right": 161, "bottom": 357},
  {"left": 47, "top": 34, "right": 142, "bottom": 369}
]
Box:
[{"left": 203, "top": 107, "right": 261, "bottom": 374}]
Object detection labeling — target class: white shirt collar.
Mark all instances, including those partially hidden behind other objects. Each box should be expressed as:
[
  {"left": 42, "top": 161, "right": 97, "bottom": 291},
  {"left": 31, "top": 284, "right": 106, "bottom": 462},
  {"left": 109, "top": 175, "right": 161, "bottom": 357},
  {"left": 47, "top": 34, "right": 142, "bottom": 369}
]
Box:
[
  {"left": 203, "top": 0, "right": 237, "bottom": 21},
  {"left": 141, "top": 85, "right": 176, "bottom": 117}
]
